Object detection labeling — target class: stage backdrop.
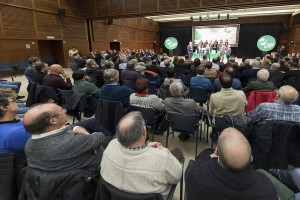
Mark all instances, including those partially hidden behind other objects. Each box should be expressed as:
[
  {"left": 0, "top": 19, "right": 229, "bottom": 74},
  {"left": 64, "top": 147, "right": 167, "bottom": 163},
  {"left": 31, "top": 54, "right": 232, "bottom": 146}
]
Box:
[
  {"left": 193, "top": 24, "right": 240, "bottom": 47},
  {"left": 160, "top": 23, "right": 282, "bottom": 58}
]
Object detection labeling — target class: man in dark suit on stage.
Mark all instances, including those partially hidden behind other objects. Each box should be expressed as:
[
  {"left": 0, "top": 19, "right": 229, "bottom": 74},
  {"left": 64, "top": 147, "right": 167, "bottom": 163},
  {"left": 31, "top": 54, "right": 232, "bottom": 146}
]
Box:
[{"left": 187, "top": 42, "right": 194, "bottom": 60}]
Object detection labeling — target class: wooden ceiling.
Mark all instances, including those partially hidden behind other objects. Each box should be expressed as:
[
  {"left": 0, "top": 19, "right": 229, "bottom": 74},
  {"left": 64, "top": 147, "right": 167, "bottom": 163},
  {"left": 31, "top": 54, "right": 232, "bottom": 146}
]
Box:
[{"left": 80, "top": 0, "right": 300, "bottom": 19}]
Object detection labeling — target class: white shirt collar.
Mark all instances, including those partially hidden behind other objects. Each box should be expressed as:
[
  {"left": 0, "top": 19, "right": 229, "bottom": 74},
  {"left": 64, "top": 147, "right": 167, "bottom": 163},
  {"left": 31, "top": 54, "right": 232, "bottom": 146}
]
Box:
[{"left": 31, "top": 126, "right": 67, "bottom": 139}]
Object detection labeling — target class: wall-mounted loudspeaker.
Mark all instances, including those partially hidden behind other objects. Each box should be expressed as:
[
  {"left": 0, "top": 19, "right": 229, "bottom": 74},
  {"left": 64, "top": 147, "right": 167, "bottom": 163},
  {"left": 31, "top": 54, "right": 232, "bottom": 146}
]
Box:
[
  {"left": 58, "top": 8, "right": 66, "bottom": 18},
  {"left": 108, "top": 19, "right": 113, "bottom": 25}
]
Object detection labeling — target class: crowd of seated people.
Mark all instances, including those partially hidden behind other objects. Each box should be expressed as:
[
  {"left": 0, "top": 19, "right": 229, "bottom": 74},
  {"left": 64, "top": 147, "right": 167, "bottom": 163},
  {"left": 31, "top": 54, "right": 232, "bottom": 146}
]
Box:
[{"left": 1, "top": 48, "right": 300, "bottom": 200}]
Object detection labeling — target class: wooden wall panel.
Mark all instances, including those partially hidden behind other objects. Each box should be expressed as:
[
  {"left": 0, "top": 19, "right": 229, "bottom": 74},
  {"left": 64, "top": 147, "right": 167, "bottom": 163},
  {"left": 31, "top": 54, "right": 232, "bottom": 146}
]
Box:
[
  {"left": 119, "top": 18, "right": 128, "bottom": 27},
  {"left": 109, "top": 25, "right": 120, "bottom": 41},
  {"left": 0, "top": 0, "right": 32, "bottom": 8},
  {"left": 0, "top": 39, "right": 39, "bottom": 63},
  {"left": 109, "top": 0, "right": 124, "bottom": 15},
  {"left": 179, "top": 0, "right": 200, "bottom": 9},
  {"left": 60, "top": 0, "right": 82, "bottom": 17},
  {"left": 159, "top": 0, "right": 177, "bottom": 11},
  {"left": 62, "top": 17, "right": 86, "bottom": 40},
  {"left": 128, "top": 18, "right": 137, "bottom": 28},
  {"left": 0, "top": 10, "right": 4, "bottom": 38},
  {"left": 120, "top": 27, "right": 129, "bottom": 42},
  {"left": 142, "top": 18, "right": 150, "bottom": 30},
  {"left": 0, "top": 5, "right": 36, "bottom": 38},
  {"left": 92, "top": 41, "right": 110, "bottom": 51},
  {"left": 124, "top": 0, "right": 140, "bottom": 14},
  {"left": 140, "top": 0, "right": 157, "bottom": 13},
  {"left": 34, "top": 0, "right": 58, "bottom": 13},
  {"left": 81, "top": 0, "right": 96, "bottom": 19},
  {"left": 96, "top": 0, "right": 109, "bottom": 17},
  {"left": 93, "top": 20, "right": 109, "bottom": 42},
  {"left": 35, "top": 11, "right": 62, "bottom": 39}
]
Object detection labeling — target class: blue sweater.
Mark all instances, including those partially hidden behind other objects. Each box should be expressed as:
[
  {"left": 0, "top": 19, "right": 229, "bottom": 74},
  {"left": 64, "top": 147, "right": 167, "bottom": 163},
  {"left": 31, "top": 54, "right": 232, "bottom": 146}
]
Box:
[
  {"left": 190, "top": 76, "right": 213, "bottom": 92},
  {"left": 0, "top": 120, "right": 31, "bottom": 154},
  {"left": 100, "top": 84, "right": 134, "bottom": 108}
]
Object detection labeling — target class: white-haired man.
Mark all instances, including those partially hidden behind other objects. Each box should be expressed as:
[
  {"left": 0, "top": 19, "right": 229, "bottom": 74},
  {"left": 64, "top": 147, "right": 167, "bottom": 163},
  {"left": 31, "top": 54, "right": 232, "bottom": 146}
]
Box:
[
  {"left": 248, "top": 85, "right": 300, "bottom": 123},
  {"left": 242, "top": 69, "right": 275, "bottom": 94}
]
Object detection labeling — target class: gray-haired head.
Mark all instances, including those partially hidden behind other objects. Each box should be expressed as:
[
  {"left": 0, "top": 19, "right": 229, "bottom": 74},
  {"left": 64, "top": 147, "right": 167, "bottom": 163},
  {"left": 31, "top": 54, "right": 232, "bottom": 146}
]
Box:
[
  {"left": 244, "top": 59, "right": 251, "bottom": 65},
  {"left": 251, "top": 60, "right": 261, "bottom": 68},
  {"left": 277, "top": 85, "right": 299, "bottom": 104},
  {"left": 271, "top": 63, "right": 280, "bottom": 70},
  {"left": 127, "top": 60, "right": 136, "bottom": 70},
  {"left": 257, "top": 69, "right": 269, "bottom": 81},
  {"left": 104, "top": 68, "right": 119, "bottom": 84},
  {"left": 116, "top": 111, "right": 145, "bottom": 147},
  {"left": 169, "top": 81, "right": 184, "bottom": 97}
]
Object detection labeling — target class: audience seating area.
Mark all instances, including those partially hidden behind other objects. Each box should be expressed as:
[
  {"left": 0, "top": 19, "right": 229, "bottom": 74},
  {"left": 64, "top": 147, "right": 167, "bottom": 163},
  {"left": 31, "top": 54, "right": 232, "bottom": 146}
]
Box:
[{"left": 1, "top": 49, "right": 300, "bottom": 200}]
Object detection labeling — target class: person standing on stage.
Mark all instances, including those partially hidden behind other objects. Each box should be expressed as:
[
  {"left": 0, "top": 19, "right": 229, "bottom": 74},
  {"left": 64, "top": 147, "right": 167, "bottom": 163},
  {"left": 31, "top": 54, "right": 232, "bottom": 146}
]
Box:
[
  {"left": 219, "top": 44, "right": 226, "bottom": 62},
  {"left": 204, "top": 44, "right": 211, "bottom": 61},
  {"left": 187, "top": 41, "right": 194, "bottom": 60},
  {"left": 212, "top": 40, "right": 218, "bottom": 53},
  {"left": 225, "top": 45, "right": 232, "bottom": 62}
]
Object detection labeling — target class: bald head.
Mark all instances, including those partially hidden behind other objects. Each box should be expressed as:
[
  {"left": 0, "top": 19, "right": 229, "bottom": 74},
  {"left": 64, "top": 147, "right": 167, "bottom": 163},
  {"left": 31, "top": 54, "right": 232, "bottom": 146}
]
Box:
[
  {"left": 277, "top": 85, "right": 298, "bottom": 104},
  {"left": 116, "top": 112, "right": 145, "bottom": 147},
  {"left": 217, "top": 128, "right": 252, "bottom": 172},
  {"left": 24, "top": 103, "right": 67, "bottom": 134},
  {"left": 49, "top": 64, "right": 63, "bottom": 75}
]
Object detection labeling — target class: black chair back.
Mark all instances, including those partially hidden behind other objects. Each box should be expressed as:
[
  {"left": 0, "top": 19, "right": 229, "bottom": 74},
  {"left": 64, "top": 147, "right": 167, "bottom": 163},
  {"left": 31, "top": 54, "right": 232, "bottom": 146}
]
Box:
[
  {"left": 287, "top": 77, "right": 300, "bottom": 91},
  {"left": 174, "top": 67, "right": 184, "bottom": 78},
  {"left": 270, "top": 77, "right": 282, "bottom": 89},
  {"left": 149, "top": 81, "right": 158, "bottom": 95},
  {"left": 166, "top": 112, "right": 201, "bottom": 159},
  {"left": 189, "top": 87, "right": 211, "bottom": 104},
  {"left": 95, "top": 176, "right": 162, "bottom": 200}
]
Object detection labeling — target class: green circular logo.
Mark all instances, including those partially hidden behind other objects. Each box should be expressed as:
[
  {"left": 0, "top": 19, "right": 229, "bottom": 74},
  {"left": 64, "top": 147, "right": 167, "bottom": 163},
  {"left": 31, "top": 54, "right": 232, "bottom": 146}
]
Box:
[
  {"left": 164, "top": 37, "right": 178, "bottom": 50},
  {"left": 257, "top": 35, "right": 276, "bottom": 51}
]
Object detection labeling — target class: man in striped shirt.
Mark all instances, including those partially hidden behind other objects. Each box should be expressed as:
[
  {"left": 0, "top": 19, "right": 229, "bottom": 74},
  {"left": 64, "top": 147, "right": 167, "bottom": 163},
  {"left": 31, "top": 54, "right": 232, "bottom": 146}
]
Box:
[{"left": 248, "top": 85, "right": 300, "bottom": 123}]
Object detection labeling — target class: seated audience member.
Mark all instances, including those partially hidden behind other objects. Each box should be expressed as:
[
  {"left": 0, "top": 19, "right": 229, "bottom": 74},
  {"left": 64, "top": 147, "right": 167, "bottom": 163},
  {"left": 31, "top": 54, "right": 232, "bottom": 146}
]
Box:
[
  {"left": 210, "top": 73, "right": 247, "bottom": 117},
  {"left": 121, "top": 60, "right": 142, "bottom": 82},
  {"left": 212, "top": 58, "right": 220, "bottom": 71},
  {"left": 0, "top": 90, "right": 30, "bottom": 154},
  {"left": 238, "top": 59, "right": 252, "bottom": 75},
  {"left": 190, "top": 66, "right": 213, "bottom": 93},
  {"left": 203, "top": 61, "right": 217, "bottom": 77},
  {"left": 104, "top": 61, "right": 115, "bottom": 69},
  {"left": 240, "top": 60, "right": 261, "bottom": 87},
  {"left": 248, "top": 85, "right": 300, "bottom": 123},
  {"left": 262, "top": 58, "right": 271, "bottom": 69},
  {"left": 243, "top": 69, "right": 275, "bottom": 94},
  {"left": 86, "top": 59, "right": 105, "bottom": 88},
  {"left": 24, "top": 103, "right": 111, "bottom": 171},
  {"left": 282, "top": 62, "right": 300, "bottom": 85},
  {"left": 135, "top": 62, "right": 146, "bottom": 76},
  {"left": 25, "top": 57, "right": 41, "bottom": 81},
  {"left": 43, "top": 64, "right": 72, "bottom": 90},
  {"left": 164, "top": 82, "right": 203, "bottom": 140},
  {"left": 101, "top": 112, "right": 182, "bottom": 200},
  {"left": 100, "top": 68, "right": 134, "bottom": 109},
  {"left": 73, "top": 70, "right": 100, "bottom": 98},
  {"left": 130, "top": 78, "right": 164, "bottom": 112},
  {"left": 269, "top": 63, "right": 283, "bottom": 78},
  {"left": 214, "top": 67, "right": 242, "bottom": 92},
  {"left": 146, "top": 59, "right": 161, "bottom": 76},
  {"left": 32, "top": 62, "right": 49, "bottom": 85},
  {"left": 189, "top": 58, "right": 201, "bottom": 76},
  {"left": 201, "top": 55, "right": 208, "bottom": 66},
  {"left": 160, "top": 56, "right": 174, "bottom": 68},
  {"left": 163, "top": 68, "right": 182, "bottom": 85},
  {"left": 221, "top": 56, "right": 235, "bottom": 71},
  {"left": 118, "top": 57, "right": 127, "bottom": 70},
  {"left": 185, "top": 128, "right": 278, "bottom": 200}
]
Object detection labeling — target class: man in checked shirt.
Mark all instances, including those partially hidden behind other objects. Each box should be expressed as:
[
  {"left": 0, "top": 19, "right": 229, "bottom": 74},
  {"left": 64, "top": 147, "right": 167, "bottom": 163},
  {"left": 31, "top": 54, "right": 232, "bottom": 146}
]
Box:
[{"left": 248, "top": 85, "right": 300, "bottom": 123}]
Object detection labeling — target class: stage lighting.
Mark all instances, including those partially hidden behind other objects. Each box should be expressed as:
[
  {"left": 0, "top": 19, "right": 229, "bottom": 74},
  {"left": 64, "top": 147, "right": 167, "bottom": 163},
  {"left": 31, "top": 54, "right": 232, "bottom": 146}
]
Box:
[
  {"left": 227, "top": 14, "right": 229, "bottom": 20},
  {"left": 199, "top": 16, "right": 202, "bottom": 21},
  {"left": 206, "top": 15, "right": 209, "bottom": 20},
  {"left": 190, "top": 16, "right": 194, "bottom": 22},
  {"left": 218, "top": 14, "right": 220, "bottom": 19}
]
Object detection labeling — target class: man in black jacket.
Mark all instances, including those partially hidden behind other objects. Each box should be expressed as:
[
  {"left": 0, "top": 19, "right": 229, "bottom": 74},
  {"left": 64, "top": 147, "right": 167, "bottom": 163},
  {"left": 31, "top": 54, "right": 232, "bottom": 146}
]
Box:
[{"left": 185, "top": 128, "right": 278, "bottom": 200}]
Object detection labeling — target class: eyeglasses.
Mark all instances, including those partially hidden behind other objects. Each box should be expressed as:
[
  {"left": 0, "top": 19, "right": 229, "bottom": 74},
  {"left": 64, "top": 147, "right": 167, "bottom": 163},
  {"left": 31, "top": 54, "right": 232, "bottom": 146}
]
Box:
[{"left": 50, "top": 108, "right": 67, "bottom": 118}]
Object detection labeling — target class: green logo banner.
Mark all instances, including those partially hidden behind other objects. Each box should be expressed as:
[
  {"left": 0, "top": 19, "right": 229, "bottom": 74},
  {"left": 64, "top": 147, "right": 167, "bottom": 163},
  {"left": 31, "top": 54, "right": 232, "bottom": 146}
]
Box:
[
  {"left": 257, "top": 35, "right": 276, "bottom": 51},
  {"left": 164, "top": 37, "right": 178, "bottom": 50}
]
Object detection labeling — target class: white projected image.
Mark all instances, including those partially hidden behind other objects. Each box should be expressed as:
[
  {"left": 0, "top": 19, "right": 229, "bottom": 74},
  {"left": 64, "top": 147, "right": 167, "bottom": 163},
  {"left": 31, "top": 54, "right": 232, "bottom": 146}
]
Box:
[{"left": 193, "top": 24, "right": 240, "bottom": 47}]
